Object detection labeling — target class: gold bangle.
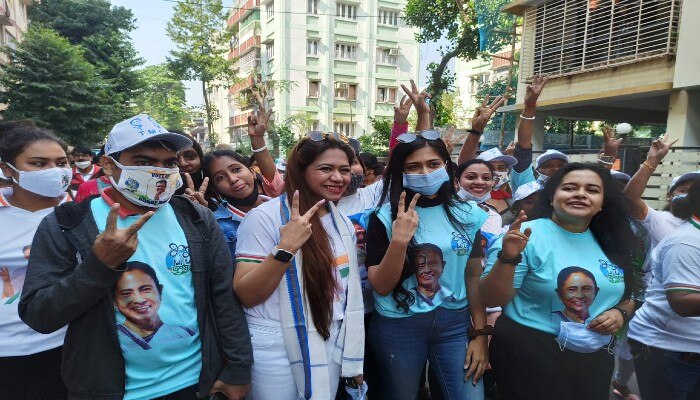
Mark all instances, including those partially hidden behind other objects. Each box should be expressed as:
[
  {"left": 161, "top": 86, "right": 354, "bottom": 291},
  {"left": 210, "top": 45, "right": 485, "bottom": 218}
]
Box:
[{"left": 642, "top": 161, "right": 657, "bottom": 171}]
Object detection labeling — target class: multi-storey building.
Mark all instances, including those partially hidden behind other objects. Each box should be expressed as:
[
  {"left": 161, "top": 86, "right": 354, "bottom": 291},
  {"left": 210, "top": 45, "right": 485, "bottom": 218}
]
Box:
[
  {"left": 224, "top": 0, "right": 420, "bottom": 145},
  {"left": 0, "top": 0, "right": 32, "bottom": 65}
]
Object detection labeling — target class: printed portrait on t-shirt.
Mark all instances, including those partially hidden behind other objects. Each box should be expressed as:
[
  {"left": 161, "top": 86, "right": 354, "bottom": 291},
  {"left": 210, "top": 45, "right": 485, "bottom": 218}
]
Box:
[
  {"left": 1, "top": 245, "right": 30, "bottom": 305},
  {"left": 553, "top": 266, "right": 600, "bottom": 323},
  {"left": 409, "top": 243, "right": 447, "bottom": 304},
  {"left": 113, "top": 262, "right": 195, "bottom": 352}
]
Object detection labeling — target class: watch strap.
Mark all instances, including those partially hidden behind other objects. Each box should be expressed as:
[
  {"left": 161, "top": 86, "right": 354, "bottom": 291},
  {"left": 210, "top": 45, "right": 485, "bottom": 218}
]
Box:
[{"left": 497, "top": 250, "right": 522, "bottom": 265}]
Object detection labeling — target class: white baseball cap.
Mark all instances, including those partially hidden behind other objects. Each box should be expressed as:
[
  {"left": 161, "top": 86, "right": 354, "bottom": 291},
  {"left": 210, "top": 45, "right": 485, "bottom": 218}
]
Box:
[
  {"left": 105, "top": 114, "right": 193, "bottom": 156},
  {"left": 477, "top": 147, "right": 518, "bottom": 168},
  {"left": 669, "top": 170, "right": 700, "bottom": 193},
  {"left": 512, "top": 181, "right": 543, "bottom": 203},
  {"left": 535, "top": 149, "right": 569, "bottom": 170}
]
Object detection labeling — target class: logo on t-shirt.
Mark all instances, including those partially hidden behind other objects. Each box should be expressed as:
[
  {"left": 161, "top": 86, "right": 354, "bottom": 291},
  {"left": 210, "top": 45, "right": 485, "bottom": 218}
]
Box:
[
  {"left": 166, "top": 244, "right": 191, "bottom": 275},
  {"left": 599, "top": 260, "right": 624, "bottom": 284},
  {"left": 450, "top": 232, "right": 472, "bottom": 256}
]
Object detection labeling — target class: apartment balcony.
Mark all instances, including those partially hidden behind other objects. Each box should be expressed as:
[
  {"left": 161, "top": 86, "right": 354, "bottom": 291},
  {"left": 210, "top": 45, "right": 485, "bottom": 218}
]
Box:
[
  {"left": 517, "top": 0, "right": 681, "bottom": 80},
  {"left": 0, "top": 0, "right": 14, "bottom": 26}
]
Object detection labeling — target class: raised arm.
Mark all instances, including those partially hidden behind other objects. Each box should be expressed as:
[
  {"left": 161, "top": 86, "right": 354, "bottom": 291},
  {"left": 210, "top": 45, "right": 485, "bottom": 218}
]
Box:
[
  {"left": 598, "top": 125, "right": 622, "bottom": 170},
  {"left": 248, "top": 108, "right": 276, "bottom": 183},
  {"left": 457, "top": 96, "right": 506, "bottom": 164},
  {"left": 624, "top": 133, "right": 677, "bottom": 220},
  {"left": 516, "top": 75, "right": 548, "bottom": 151},
  {"left": 389, "top": 95, "right": 412, "bottom": 150},
  {"left": 400, "top": 80, "right": 431, "bottom": 131}
]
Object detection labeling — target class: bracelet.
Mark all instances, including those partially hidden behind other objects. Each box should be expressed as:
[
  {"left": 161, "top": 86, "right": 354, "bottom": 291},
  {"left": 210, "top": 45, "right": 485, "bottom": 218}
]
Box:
[
  {"left": 611, "top": 306, "right": 631, "bottom": 324},
  {"left": 468, "top": 325, "right": 494, "bottom": 340},
  {"left": 519, "top": 114, "right": 536, "bottom": 120},
  {"left": 467, "top": 129, "right": 482, "bottom": 135},
  {"left": 497, "top": 250, "right": 522, "bottom": 265},
  {"left": 642, "top": 161, "right": 657, "bottom": 171},
  {"left": 251, "top": 145, "right": 267, "bottom": 153}
]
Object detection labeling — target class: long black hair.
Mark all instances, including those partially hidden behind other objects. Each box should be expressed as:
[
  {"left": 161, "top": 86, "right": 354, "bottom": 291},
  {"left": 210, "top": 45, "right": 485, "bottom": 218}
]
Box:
[
  {"left": 377, "top": 137, "right": 477, "bottom": 313},
  {"left": 201, "top": 149, "right": 254, "bottom": 209},
  {"left": 529, "top": 163, "right": 642, "bottom": 299}
]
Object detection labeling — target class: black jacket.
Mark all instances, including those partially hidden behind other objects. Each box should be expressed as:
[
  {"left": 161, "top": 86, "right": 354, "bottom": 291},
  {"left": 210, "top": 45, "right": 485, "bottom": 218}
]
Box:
[{"left": 19, "top": 196, "right": 252, "bottom": 399}]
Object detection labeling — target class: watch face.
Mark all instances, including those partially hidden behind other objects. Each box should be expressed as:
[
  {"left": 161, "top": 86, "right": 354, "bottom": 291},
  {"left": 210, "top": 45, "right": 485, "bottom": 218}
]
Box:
[{"left": 275, "top": 249, "right": 293, "bottom": 262}]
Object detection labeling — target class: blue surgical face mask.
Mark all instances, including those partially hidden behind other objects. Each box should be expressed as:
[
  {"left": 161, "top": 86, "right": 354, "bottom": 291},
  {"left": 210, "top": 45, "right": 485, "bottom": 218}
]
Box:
[
  {"left": 402, "top": 166, "right": 449, "bottom": 196},
  {"left": 671, "top": 193, "right": 687, "bottom": 202},
  {"left": 555, "top": 321, "right": 613, "bottom": 354},
  {"left": 457, "top": 187, "right": 491, "bottom": 203},
  {"left": 537, "top": 173, "right": 549, "bottom": 186}
]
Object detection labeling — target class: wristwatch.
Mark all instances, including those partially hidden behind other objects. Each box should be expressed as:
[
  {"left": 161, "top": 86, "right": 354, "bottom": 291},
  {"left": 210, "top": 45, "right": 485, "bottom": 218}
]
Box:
[
  {"left": 271, "top": 246, "right": 294, "bottom": 263},
  {"left": 497, "top": 250, "right": 522, "bottom": 265}
]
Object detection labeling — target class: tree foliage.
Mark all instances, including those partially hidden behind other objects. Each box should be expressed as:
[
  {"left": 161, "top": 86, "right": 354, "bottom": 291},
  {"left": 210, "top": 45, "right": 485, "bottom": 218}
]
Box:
[
  {"left": 134, "top": 65, "right": 188, "bottom": 131},
  {"left": 0, "top": 26, "right": 114, "bottom": 145},
  {"left": 167, "top": 0, "right": 237, "bottom": 147},
  {"left": 404, "top": 0, "right": 513, "bottom": 114},
  {"left": 30, "top": 0, "right": 144, "bottom": 120},
  {"left": 359, "top": 117, "right": 392, "bottom": 157}
]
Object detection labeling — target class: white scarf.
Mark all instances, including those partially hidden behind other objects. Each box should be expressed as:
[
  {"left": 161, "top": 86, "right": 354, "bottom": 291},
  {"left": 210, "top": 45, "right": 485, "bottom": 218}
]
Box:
[{"left": 278, "top": 196, "right": 365, "bottom": 399}]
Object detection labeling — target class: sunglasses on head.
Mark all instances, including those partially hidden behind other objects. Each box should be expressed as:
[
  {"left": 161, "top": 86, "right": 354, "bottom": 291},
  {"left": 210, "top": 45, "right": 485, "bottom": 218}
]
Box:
[
  {"left": 307, "top": 131, "right": 350, "bottom": 144},
  {"left": 396, "top": 130, "right": 442, "bottom": 144}
]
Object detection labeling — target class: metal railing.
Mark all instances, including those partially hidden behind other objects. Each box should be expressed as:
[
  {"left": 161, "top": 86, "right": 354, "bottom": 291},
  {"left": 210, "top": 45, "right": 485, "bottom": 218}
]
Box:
[{"left": 521, "top": 0, "right": 682, "bottom": 79}]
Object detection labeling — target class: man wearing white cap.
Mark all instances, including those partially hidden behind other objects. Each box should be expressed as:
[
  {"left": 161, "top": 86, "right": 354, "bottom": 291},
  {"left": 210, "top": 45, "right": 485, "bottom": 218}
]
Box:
[
  {"left": 533, "top": 149, "right": 570, "bottom": 185},
  {"left": 19, "top": 114, "right": 253, "bottom": 399}
]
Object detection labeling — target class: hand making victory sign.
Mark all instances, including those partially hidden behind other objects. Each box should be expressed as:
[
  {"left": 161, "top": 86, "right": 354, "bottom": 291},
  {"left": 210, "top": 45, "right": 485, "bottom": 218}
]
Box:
[
  {"left": 501, "top": 211, "right": 532, "bottom": 259},
  {"left": 183, "top": 173, "right": 210, "bottom": 207},
  {"left": 278, "top": 191, "right": 327, "bottom": 254},
  {"left": 92, "top": 204, "right": 153, "bottom": 268},
  {"left": 391, "top": 191, "right": 421, "bottom": 245}
]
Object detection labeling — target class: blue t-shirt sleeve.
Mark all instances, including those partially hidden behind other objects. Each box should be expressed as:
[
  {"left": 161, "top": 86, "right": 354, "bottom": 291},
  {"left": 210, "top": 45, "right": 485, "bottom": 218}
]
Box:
[
  {"left": 484, "top": 233, "right": 530, "bottom": 288},
  {"left": 510, "top": 167, "right": 536, "bottom": 194}
]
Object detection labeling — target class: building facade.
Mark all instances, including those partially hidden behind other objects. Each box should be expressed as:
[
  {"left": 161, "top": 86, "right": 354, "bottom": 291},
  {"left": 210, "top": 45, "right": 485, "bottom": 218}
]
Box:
[
  {"left": 224, "top": 0, "right": 420, "bottom": 146},
  {"left": 0, "top": 0, "right": 32, "bottom": 64}
]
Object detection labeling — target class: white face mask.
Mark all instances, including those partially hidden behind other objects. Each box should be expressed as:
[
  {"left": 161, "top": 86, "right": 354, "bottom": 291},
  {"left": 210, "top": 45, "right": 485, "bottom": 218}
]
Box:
[
  {"left": 75, "top": 161, "right": 92, "bottom": 170},
  {"left": 493, "top": 171, "right": 510, "bottom": 190},
  {"left": 7, "top": 163, "right": 71, "bottom": 198},
  {"left": 457, "top": 187, "right": 491, "bottom": 203},
  {"left": 555, "top": 320, "right": 613, "bottom": 354},
  {"left": 109, "top": 158, "right": 182, "bottom": 208}
]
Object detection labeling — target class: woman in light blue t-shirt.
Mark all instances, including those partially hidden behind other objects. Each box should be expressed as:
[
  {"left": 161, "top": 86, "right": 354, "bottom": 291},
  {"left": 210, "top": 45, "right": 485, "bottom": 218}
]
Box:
[
  {"left": 480, "top": 163, "right": 642, "bottom": 400},
  {"left": 365, "top": 131, "right": 488, "bottom": 400}
]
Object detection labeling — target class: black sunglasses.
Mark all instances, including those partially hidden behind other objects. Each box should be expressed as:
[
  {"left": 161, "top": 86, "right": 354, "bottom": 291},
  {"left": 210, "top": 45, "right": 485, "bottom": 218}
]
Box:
[
  {"left": 396, "top": 130, "right": 442, "bottom": 143},
  {"left": 307, "top": 131, "right": 350, "bottom": 144}
]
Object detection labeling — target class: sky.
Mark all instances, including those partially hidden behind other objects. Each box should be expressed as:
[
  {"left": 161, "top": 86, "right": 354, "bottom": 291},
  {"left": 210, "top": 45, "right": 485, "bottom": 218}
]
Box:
[{"left": 112, "top": 0, "right": 449, "bottom": 106}]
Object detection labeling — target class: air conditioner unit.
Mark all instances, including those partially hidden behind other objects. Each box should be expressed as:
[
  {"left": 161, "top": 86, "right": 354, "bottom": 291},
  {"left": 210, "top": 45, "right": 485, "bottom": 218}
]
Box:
[
  {"left": 334, "top": 82, "right": 349, "bottom": 90},
  {"left": 389, "top": 48, "right": 400, "bottom": 56}
]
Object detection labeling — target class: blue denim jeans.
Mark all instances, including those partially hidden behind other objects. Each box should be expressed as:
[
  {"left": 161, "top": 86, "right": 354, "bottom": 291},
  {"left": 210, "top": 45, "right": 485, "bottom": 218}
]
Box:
[
  {"left": 369, "top": 307, "right": 484, "bottom": 400},
  {"left": 630, "top": 339, "right": 700, "bottom": 400}
]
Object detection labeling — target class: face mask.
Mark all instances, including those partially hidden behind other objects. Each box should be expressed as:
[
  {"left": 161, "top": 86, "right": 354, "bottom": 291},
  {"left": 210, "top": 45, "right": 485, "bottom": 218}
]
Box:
[
  {"left": 7, "top": 163, "right": 71, "bottom": 198},
  {"left": 493, "top": 171, "right": 510, "bottom": 190},
  {"left": 224, "top": 181, "right": 259, "bottom": 207},
  {"left": 402, "top": 166, "right": 449, "bottom": 196},
  {"left": 75, "top": 161, "right": 92, "bottom": 170},
  {"left": 537, "top": 173, "right": 550, "bottom": 186},
  {"left": 109, "top": 158, "right": 182, "bottom": 208},
  {"left": 457, "top": 187, "right": 492, "bottom": 203},
  {"left": 345, "top": 172, "right": 365, "bottom": 195},
  {"left": 671, "top": 193, "right": 687, "bottom": 202},
  {"left": 555, "top": 320, "right": 613, "bottom": 354}
]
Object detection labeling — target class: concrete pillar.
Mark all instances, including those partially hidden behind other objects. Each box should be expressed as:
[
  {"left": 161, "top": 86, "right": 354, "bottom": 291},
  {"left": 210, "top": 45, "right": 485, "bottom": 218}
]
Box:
[
  {"left": 666, "top": 90, "right": 700, "bottom": 147},
  {"left": 531, "top": 116, "right": 546, "bottom": 151}
]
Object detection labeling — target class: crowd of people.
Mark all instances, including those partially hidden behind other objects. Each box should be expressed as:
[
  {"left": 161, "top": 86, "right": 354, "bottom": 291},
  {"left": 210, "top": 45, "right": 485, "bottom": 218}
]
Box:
[{"left": 0, "top": 76, "right": 699, "bottom": 400}]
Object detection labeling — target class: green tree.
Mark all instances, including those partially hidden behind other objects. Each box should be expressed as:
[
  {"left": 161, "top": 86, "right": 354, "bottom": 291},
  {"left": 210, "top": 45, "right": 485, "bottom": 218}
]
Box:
[
  {"left": 0, "top": 26, "right": 113, "bottom": 145},
  {"left": 134, "top": 65, "right": 188, "bottom": 130},
  {"left": 30, "top": 0, "right": 144, "bottom": 120},
  {"left": 358, "top": 117, "right": 392, "bottom": 157},
  {"left": 404, "top": 0, "right": 512, "bottom": 120},
  {"left": 167, "top": 0, "right": 237, "bottom": 147},
  {"left": 476, "top": 74, "right": 518, "bottom": 133}
]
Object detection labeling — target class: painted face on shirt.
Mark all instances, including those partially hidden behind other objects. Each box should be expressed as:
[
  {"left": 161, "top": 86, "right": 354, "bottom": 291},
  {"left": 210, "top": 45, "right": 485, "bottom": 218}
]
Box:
[
  {"left": 551, "top": 170, "right": 604, "bottom": 224},
  {"left": 556, "top": 271, "right": 599, "bottom": 323},
  {"left": 209, "top": 156, "right": 256, "bottom": 200},
  {"left": 458, "top": 163, "right": 494, "bottom": 197},
  {"left": 114, "top": 269, "right": 162, "bottom": 332},
  {"left": 177, "top": 148, "right": 201, "bottom": 174},
  {"left": 303, "top": 148, "right": 351, "bottom": 202},
  {"left": 415, "top": 248, "right": 445, "bottom": 297}
]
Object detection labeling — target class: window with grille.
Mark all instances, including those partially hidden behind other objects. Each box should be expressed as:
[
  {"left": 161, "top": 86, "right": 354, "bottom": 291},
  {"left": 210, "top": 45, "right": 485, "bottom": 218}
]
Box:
[
  {"left": 335, "top": 43, "right": 357, "bottom": 60},
  {"left": 265, "top": 42, "right": 274, "bottom": 60},
  {"left": 307, "top": 40, "right": 319, "bottom": 56},
  {"left": 376, "top": 87, "right": 397, "bottom": 103},
  {"left": 376, "top": 48, "right": 397, "bottom": 65},
  {"left": 308, "top": 0, "right": 318, "bottom": 14},
  {"left": 523, "top": 0, "right": 680, "bottom": 79},
  {"left": 334, "top": 83, "right": 357, "bottom": 100},
  {"left": 266, "top": 1, "right": 274, "bottom": 19},
  {"left": 334, "top": 122, "right": 356, "bottom": 137},
  {"left": 378, "top": 9, "right": 399, "bottom": 26},
  {"left": 308, "top": 81, "right": 320, "bottom": 97},
  {"left": 336, "top": 3, "right": 358, "bottom": 20}
]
